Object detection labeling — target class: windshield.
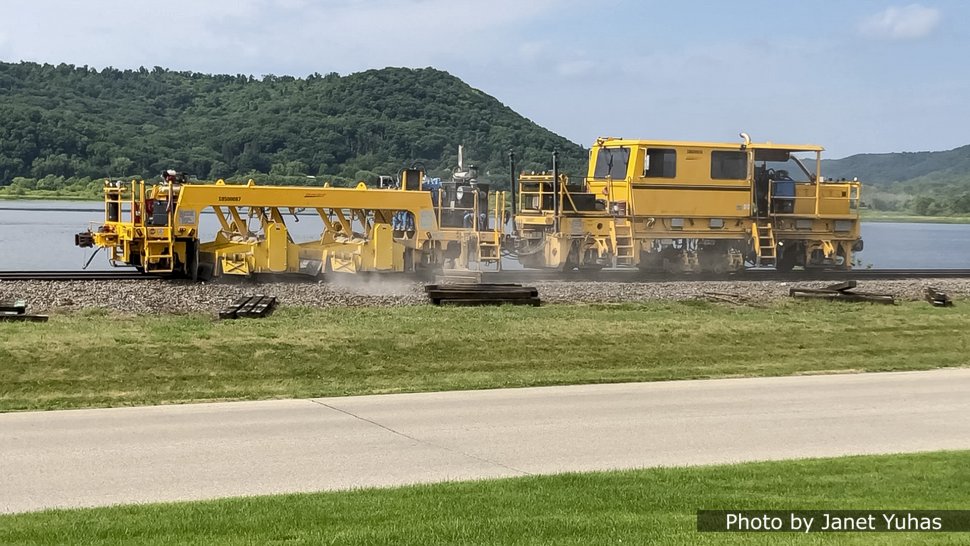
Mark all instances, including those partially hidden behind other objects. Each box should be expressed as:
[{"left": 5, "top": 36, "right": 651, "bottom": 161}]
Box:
[
  {"left": 592, "top": 147, "right": 630, "bottom": 179},
  {"left": 754, "top": 150, "right": 816, "bottom": 182}
]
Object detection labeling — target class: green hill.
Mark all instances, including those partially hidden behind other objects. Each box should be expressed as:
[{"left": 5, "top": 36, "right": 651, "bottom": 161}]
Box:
[
  {"left": 821, "top": 145, "right": 970, "bottom": 215},
  {"left": 2, "top": 58, "right": 967, "bottom": 215},
  {"left": 0, "top": 61, "right": 586, "bottom": 190},
  {"left": 823, "top": 145, "right": 970, "bottom": 188}
]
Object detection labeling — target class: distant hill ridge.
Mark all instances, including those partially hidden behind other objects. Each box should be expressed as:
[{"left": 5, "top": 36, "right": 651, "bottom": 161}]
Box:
[
  {"left": 1, "top": 59, "right": 968, "bottom": 194},
  {"left": 823, "top": 144, "right": 970, "bottom": 189},
  {"left": 0, "top": 61, "right": 585, "bottom": 185}
]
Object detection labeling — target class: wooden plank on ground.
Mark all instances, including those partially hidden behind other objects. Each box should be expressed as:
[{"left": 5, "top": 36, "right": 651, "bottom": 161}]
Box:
[
  {"left": 790, "top": 288, "right": 895, "bottom": 304},
  {"left": 425, "top": 284, "right": 523, "bottom": 292},
  {"left": 824, "top": 280, "right": 858, "bottom": 292},
  {"left": 235, "top": 295, "right": 264, "bottom": 318},
  {"left": 238, "top": 296, "right": 277, "bottom": 318},
  {"left": 433, "top": 272, "right": 483, "bottom": 285},
  {"left": 0, "top": 314, "right": 49, "bottom": 323},
  {"left": 218, "top": 296, "right": 253, "bottom": 320},
  {"left": 220, "top": 295, "right": 278, "bottom": 319},
  {"left": 439, "top": 297, "right": 541, "bottom": 307},
  {"left": 0, "top": 300, "right": 27, "bottom": 314},
  {"left": 428, "top": 288, "right": 537, "bottom": 299},
  {"left": 924, "top": 287, "right": 953, "bottom": 307},
  {"left": 426, "top": 283, "right": 541, "bottom": 306}
]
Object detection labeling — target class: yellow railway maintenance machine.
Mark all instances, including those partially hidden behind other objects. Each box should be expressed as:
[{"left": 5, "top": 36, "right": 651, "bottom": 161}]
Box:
[
  {"left": 514, "top": 136, "right": 862, "bottom": 272},
  {"left": 76, "top": 168, "right": 506, "bottom": 279}
]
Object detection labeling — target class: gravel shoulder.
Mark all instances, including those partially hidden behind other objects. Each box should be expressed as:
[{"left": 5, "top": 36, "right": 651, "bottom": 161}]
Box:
[{"left": 2, "top": 277, "right": 968, "bottom": 314}]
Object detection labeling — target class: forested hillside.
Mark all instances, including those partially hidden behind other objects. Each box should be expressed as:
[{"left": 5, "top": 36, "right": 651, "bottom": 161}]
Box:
[
  {"left": 822, "top": 145, "right": 970, "bottom": 215},
  {"left": 2, "top": 59, "right": 968, "bottom": 215},
  {"left": 0, "top": 61, "right": 585, "bottom": 193}
]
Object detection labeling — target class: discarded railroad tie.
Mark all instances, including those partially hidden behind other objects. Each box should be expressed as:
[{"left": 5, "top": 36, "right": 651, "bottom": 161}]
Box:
[
  {"left": 701, "top": 291, "right": 752, "bottom": 305},
  {"left": 0, "top": 299, "right": 49, "bottom": 322},
  {"left": 433, "top": 271, "right": 484, "bottom": 285},
  {"left": 218, "top": 295, "right": 278, "bottom": 319},
  {"left": 924, "top": 287, "right": 953, "bottom": 307},
  {"left": 425, "top": 283, "right": 540, "bottom": 306},
  {"left": 789, "top": 281, "right": 895, "bottom": 304}
]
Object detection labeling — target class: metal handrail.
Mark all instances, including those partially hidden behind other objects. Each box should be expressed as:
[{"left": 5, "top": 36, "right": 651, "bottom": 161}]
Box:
[
  {"left": 516, "top": 176, "right": 582, "bottom": 213},
  {"left": 769, "top": 181, "right": 861, "bottom": 217},
  {"left": 433, "top": 188, "right": 482, "bottom": 230}
]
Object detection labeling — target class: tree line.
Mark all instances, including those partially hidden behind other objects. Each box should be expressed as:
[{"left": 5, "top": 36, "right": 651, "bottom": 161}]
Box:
[
  {"left": 0, "top": 61, "right": 587, "bottom": 194},
  {"left": 823, "top": 145, "right": 970, "bottom": 216}
]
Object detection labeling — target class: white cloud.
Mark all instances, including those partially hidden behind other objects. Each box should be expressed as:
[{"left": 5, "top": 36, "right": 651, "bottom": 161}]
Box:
[
  {"left": 518, "top": 41, "right": 549, "bottom": 63},
  {"left": 0, "top": 0, "right": 573, "bottom": 75},
  {"left": 555, "top": 59, "right": 595, "bottom": 78},
  {"left": 859, "top": 4, "right": 941, "bottom": 40}
]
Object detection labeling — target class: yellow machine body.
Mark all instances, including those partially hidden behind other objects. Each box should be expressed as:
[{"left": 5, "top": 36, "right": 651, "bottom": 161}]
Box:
[
  {"left": 87, "top": 173, "right": 506, "bottom": 279},
  {"left": 84, "top": 138, "right": 861, "bottom": 278},
  {"left": 514, "top": 137, "right": 862, "bottom": 272}
]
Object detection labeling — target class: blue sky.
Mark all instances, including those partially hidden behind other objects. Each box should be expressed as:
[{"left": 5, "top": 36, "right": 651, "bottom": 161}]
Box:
[{"left": 1, "top": 0, "right": 966, "bottom": 157}]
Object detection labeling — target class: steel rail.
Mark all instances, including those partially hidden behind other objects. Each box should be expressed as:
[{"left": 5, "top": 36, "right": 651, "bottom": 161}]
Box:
[
  {"left": 0, "top": 271, "right": 160, "bottom": 281},
  {"left": 1, "top": 269, "right": 970, "bottom": 283},
  {"left": 482, "top": 268, "right": 970, "bottom": 283}
]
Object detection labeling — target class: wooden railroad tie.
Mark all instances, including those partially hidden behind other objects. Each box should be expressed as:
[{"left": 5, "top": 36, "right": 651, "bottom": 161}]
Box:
[
  {"left": 425, "top": 283, "right": 540, "bottom": 307},
  {"left": 218, "top": 295, "right": 278, "bottom": 320},
  {"left": 924, "top": 287, "right": 953, "bottom": 308},
  {"left": 433, "top": 271, "right": 484, "bottom": 285},
  {"left": 789, "top": 280, "right": 895, "bottom": 305},
  {"left": 0, "top": 299, "right": 49, "bottom": 322},
  {"left": 701, "top": 291, "right": 752, "bottom": 305}
]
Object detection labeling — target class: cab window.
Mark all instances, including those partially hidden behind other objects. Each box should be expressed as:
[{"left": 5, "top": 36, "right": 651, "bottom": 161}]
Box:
[
  {"left": 643, "top": 148, "right": 676, "bottom": 178},
  {"left": 593, "top": 147, "right": 630, "bottom": 179},
  {"left": 711, "top": 151, "right": 747, "bottom": 180}
]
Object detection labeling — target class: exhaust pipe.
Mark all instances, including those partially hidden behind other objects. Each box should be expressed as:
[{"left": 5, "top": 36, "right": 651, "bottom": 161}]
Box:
[
  {"left": 552, "top": 150, "right": 560, "bottom": 233},
  {"left": 508, "top": 150, "right": 516, "bottom": 216},
  {"left": 739, "top": 132, "right": 751, "bottom": 149}
]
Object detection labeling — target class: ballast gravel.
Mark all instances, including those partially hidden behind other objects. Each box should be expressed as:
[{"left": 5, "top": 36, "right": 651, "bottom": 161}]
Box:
[{"left": 2, "top": 277, "right": 969, "bottom": 315}]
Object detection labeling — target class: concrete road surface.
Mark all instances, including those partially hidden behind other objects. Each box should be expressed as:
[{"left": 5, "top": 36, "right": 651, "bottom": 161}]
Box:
[{"left": 3, "top": 369, "right": 970, "bottom": 514}]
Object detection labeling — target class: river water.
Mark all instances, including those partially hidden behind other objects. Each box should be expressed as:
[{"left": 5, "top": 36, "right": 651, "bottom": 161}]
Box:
[{"left": 1, "top": 200, "right": 968, "bottom": 270}]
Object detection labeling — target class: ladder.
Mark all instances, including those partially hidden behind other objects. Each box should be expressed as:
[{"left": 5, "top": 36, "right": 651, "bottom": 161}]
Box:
[
  {"left": 752, "top": 222, "right": 777, "bottom": 267},
  {"left": 611, "top": 220, "right": 635, "bottom": 267},
  {"left": 476, "top": 190, "right": 505, "bottom": 271},
  {"left": 477, "top": 233, "right": 502, "bottom": 270},
  {"left": 144, "top": 229, "right": 175, "bottom": 273}
]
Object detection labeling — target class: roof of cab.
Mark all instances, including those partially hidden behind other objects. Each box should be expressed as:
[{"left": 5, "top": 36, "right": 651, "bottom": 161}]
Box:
[{"left": 593, "top": 137, "right": 824, "bottom": 153}]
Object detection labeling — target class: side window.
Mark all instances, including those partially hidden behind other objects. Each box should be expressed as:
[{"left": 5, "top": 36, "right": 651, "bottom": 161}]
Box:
[
  {"left": 711, "top": 151, "right": 748, "bottom": 180},
  {"left": 643, "top": 148, "right": 676, "bottom": 178},
  {"left": 592, "top": 147, "right": 630, "bottom": 179}
]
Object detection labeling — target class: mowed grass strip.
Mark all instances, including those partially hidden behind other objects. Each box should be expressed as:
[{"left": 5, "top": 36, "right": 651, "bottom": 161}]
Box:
[
  {"left": 1, "top": 300, "right": 968, "bottom": 412},
  {"left": 2, "top": 451, "right": 968, "bottom": 545}
]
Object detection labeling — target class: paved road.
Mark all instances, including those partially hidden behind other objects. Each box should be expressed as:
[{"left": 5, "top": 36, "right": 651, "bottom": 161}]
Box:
[{"left": 3, "top": 369, "right": 970, "bottom": 514}]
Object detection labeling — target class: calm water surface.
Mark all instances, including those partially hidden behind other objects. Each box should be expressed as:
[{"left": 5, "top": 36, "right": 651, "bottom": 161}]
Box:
[{"left": 1, "top": 200, "right": 968, "bottom": 270}]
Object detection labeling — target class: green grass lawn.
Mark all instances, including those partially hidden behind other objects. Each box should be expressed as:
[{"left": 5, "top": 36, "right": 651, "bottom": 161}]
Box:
[
  {"left": 859, "top": 210, "right": 970, "bottom": 224},
  {"left": 0, "top": 189, "right": 100, "bottom": 201},
  {"left": 1, "top": 301, "right": 968, "bottom": 412},
  {"left": 1, "top": 450, "right": 967, "bottom": 545}
]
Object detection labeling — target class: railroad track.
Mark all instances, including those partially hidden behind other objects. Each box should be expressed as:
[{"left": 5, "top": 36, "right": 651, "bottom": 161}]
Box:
[
  {"left": 481, "top": 268, "right": 970, "bottom": 283},
  {"left": 1, "top": 269, "right": 969, "bottom": 283},
  {"left": 0, "top": 270, "right": 159, "bottom": 281}
]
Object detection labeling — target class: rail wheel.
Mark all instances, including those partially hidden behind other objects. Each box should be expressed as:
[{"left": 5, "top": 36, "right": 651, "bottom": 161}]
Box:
[
  {"left": 836, "top": 244, "right": 851, "bottom": 270},
  {"left": 776, "top": 245, "right": 797, "bottom": 272},
  {"left": 184, "top": 240, "right": 200, "bottom": 281}
]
